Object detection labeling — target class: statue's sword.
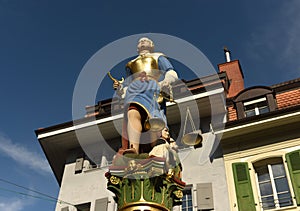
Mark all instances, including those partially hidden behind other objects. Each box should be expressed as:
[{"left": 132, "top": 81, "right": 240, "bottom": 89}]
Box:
[{"left": 107, "top": 72, "right": 124, "bottom": 90}]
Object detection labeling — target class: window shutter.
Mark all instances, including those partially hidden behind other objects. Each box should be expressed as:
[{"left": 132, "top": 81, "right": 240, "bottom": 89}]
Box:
[
  {"left": 94, "top": 198, "right": 108, "bottom": 211},
  {"left": 232, "top": 162, "right": 256, "bottom": 211},
  {"left": 236, "top": 102, "right": 245, "bottom": 119},
  {"left": 75, "top": 158, "right": 84, "bottom": 174},
  {"left": 196, "top": 183, "right": 214, "bottom": 210},
  {"left": 286, "top": 150, "right": 300, "bottom": 205}
]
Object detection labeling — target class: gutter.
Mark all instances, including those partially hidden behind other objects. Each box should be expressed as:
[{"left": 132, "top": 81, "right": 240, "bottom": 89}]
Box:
[{"left": 215, "top": 110, "right": 300, "bottom": 138}]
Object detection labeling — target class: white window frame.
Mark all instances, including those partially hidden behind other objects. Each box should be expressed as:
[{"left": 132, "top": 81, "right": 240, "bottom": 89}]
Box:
[
  {"left": 254, "top": 158, "right": 293, "bottom": 210},
  {"left": 180, "top": 185, "right": 193, "bottom": 211},
  {"left": 244, "top": 97, "right": 269, "bottom": 117}
]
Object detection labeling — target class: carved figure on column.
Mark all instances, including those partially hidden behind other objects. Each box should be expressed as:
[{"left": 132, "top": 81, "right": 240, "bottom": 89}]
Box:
[{"left": 112, "top": 37, "right": 178, "bottom": 154}]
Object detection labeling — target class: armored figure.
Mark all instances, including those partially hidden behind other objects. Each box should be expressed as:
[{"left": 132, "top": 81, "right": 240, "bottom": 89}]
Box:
[{"left": 113, "top": 37, "right": 178, "bottom": 154}]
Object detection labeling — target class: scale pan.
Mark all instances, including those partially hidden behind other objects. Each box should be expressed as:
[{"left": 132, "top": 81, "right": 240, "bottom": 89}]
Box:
[
  {"left": 181, "top": 130, "right": 203, "bottom": 146},
  {"left": 144, "top": 117, "right": 165, "bottom": 131}
]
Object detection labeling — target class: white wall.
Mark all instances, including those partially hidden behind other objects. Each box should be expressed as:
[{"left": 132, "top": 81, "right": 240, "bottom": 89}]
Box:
[
  {"left": 179, "top": 132, "right": 231, "bottom": 211},
  {"left": 56, "top": 132, "right": 230, "bottom": 211},
  {"left": 55, "top": 160, "right": 116, "bottom": 211}
]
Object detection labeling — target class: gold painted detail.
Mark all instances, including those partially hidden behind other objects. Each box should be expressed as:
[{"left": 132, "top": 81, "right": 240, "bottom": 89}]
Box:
[
  {"left": 106, "top": 171, "right": 185, "bottom": 210},
  {"left": 110, "top": 176, "right": 120, "bottom": 185},
  {"left": 106, "top": 154, "right": 185, "bottom": 211},
  {"left": 126, "top": 53, "right": 164, "bottom": 80},
  {"left": 166, "top": 169, "right": 175, "bottom": 182},
  {"left": 107, "top": 71, "right": 124, "bottom": 84},
  {"left": 173, "top": 190, "right": 183, "bottom": 199},
  {"left": 120, "top": 201, "right": 170, "bottom": 211}
]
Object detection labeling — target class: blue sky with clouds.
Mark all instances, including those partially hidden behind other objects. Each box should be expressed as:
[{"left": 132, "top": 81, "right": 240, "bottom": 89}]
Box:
[{"left": 0, "top": 0, "right": 299, "bottom": 210}]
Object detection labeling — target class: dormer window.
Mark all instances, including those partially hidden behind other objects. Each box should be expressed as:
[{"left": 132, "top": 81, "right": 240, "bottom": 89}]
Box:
[
  {"left": 244, "top": 97, "right": 270, "bottom": 117},
  {"left": 233, "top": 86, "right": 277, "bottom": 119}
]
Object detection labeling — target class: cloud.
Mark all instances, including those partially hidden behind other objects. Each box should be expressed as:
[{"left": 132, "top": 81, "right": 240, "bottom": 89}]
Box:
[
  {"left": 0, "top": 198, "right": 29, "bottom": 211},
  {"left": 0, "top": 134, "right": 51, "bottom": 175},
  {"left": 248, "top": 1, "right": 300, "bottom": 78}
]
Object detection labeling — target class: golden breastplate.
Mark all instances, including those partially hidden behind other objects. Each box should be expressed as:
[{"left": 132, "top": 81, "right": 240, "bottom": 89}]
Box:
[{"left": 126, "top": 53, "right": 164, "bottom": 80}]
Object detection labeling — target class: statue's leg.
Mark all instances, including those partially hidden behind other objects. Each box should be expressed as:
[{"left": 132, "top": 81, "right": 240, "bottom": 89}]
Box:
[
  {"left": 127, "top": 109, "right": 142, "bottom": 153},
  {"left": 121, "top": 120, "right": 129, "bottom": 150}
]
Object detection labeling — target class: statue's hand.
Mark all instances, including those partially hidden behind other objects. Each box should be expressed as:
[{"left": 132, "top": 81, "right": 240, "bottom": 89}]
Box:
[
  {"left": 113, "top": 81, "right": 124, "bottom": 97},
  {"left": 159, "top": 80, "right": 170, "bottom": 89},
  {"left": 113, "top": 80, "right": 121, "bottom": 90},
  {"left": 159, "top": 80, "right": 174, "bottom": 102},
  {"left": 108, "top": 72, "right": 124, "bottom": 90}
]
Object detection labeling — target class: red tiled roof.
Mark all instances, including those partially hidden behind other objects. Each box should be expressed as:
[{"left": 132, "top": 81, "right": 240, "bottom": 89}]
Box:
[
  {"left": 276, "top": 88, "right": 300, "bottom": 109},
  {"left": 225, "top": 76, "right": 300, "bottom": 122},
  {"left": 227, "top": 105, "right": 237, "bottom": 121}
]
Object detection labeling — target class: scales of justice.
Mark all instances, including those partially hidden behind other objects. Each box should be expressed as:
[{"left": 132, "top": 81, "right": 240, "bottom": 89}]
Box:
[{"left": 105, "top": 37, "right": 203, "bottom": 211}]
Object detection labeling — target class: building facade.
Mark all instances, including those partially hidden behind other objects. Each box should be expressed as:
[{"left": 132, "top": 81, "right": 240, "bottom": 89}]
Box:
[
  {"left": 222, "top": 78, "right": 300, "bottom": 210},
  {"left": 36, "top": 51, "right": 300, "bottom": 211}
]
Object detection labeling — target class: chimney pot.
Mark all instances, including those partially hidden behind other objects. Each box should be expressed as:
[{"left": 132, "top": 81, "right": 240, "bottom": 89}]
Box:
[{"left": 223, "top": 46, "right": 231, "bottom": 62}]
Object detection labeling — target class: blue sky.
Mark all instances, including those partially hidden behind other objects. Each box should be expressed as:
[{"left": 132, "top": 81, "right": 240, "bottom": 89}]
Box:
[{"left": 0, "top": 0, "right": 299, "bottom": 210}]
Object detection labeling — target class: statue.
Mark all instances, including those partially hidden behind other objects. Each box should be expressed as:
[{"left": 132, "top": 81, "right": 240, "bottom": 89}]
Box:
[
  {"left": 106, "top": 38, "right": 185, "bottom": 211},
  {"left": 150, "top": 127, "right": 182, "bottom": 179},
  {"left": 112, "top": 37, "right": 178, "bottom": 154}
]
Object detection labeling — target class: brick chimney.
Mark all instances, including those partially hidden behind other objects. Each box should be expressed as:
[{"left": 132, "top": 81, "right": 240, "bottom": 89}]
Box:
[{"left": 218, "top": 47, "right": 244, "bottom": 98}]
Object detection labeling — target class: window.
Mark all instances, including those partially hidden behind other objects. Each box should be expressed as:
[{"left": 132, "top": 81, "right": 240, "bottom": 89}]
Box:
[
  {"left": 75, "top": 202, "right": 91, "bottom": 211},
  {"left": 253, "top": 158, "right": 293, "bottom": 210},
  {"left": 181, "top": 187, "right": 193, "bottom": 211},
  {"left": 232, "top": 151, "right": 300, "bottom": 211},
  {"left": 233, "top": 87, "right": 277, "bottom": 119},
  {"left": 244, "top": 97, "right": 269, "bottom": 117}
]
